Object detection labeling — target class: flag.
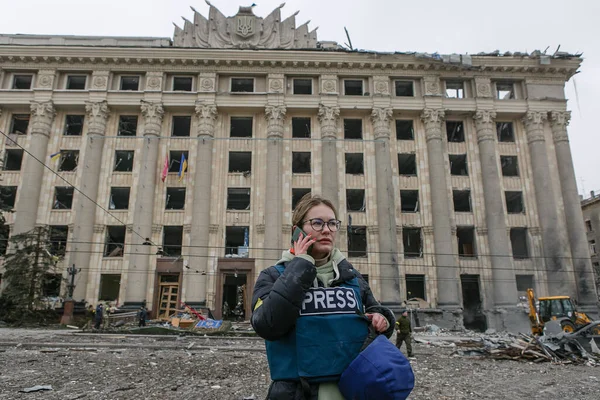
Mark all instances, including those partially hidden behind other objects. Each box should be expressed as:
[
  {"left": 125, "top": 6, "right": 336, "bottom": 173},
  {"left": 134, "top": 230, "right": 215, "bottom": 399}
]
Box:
[
  {"left": 178, "top": 153, "right": 187, "bottom": 182},
  {"left": 161, "top": 153, "right": 169, "bottom": 182},
  {"left": 50, "top": 151, "right": 61, "bottom": 161}
]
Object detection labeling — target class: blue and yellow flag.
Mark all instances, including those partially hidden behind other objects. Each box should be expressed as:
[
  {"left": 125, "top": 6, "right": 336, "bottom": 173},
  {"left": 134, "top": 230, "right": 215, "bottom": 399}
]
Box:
[
  {"left": 50, "top": 151, "right": 61, "bottom": 161},
  {"left": 178, "top": 153, "right": 188, "bottom": 182}
]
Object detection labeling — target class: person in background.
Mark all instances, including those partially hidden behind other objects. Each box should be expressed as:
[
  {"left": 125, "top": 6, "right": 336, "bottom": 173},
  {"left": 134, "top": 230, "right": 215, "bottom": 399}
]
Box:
[
  {"left": 395, "top": 310, "right": 413, "bottom": 357},
  {"left": 94, "top": 303, "right": 103, "bottom": 330},
  {"left": 138, "top": 306, "right": 147, "bottom": 327}
]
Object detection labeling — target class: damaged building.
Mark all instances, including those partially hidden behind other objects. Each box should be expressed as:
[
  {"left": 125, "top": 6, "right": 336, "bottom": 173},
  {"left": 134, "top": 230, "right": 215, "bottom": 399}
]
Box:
[{"left": 0, "top": 3, "right": 597, "bottom": 332}]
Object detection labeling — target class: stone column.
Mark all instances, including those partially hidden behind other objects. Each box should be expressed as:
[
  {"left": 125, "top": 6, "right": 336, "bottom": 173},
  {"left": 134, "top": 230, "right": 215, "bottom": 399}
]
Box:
[
  {"left": 184, "top": 102, "right": 217, "bottom": 308},
  {"left": 13, "top": 101, "right": 56, "bottom": 235},
  {"left": 264, "top": 105, "right": 286, "bottom": 263},
  {"left": 421, "top": 109, "right": 461, "bottom": 310},
  {"left": 317, "top": 105, "right": 340, "bottom": 209},
  {"left": 550, "top": 111, "right": 599, "bottom": 312},
  {"left": 70, "top": 101, "right": 110, "bottom": 301},
  {"left": 523, "top": 111, "right": 572, "bottom": 295},
  {"left": 371, "top": 108, "right": 401, "bottom": 305},
  {"left": 123, "top": 101, "right": 164, "bottom": 308}
]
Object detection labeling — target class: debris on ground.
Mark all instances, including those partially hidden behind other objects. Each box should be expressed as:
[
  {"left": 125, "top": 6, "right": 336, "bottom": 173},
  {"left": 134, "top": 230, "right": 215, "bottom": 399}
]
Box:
[{"left": 20, "top": 385, "right": 53, "bottom": 393}]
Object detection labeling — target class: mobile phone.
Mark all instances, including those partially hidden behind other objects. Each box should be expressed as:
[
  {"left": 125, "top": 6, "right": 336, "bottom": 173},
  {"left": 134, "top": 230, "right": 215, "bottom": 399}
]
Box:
[{"left": 291, "top": 226, "right": 313, "bottom": 252}]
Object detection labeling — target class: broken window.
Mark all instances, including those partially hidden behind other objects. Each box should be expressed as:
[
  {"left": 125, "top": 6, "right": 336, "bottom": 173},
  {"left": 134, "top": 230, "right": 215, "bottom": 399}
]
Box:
[
  {"left": 120, "top": 76, "right": 140, "bottom": 91},
  {"left": 166, "top": 187, "right": 186, "bottom": 210},
  {"left": 109, "top": 187, "right": 130, "bottom": 210},
  {"left": 497, "top": 122, "right": 515, "bottom": 142},
  {"left": 453, "top": 190, "right": 472, "bottom": 212},
  {"left": 396, "top": 120, "right": 414, "bottom": 140},
  {"left": 64, "top": 115, "right": 84, "bottom": 136},
  {"left": 516, "top": 274, "right": 534, "bottom": 292},
  {"left": 344, "top": 80, "right": 363, "bottom": 96},
  {"left": 395, "top": 81, "right": 414, "bottom": 97},
  {"left": 400, "top": 190, "right": 419, "bottom": 213},
  {"left": 292, "top": 188, "right": 310, "bottom": 210},
  {"left": 445, "top": 81, "right": 464, "bottom": 98},
  {"left": 4, "top": 149, "right": 24, "bottom": 171},
  {"left": 49, "top": 225, "right": 68, "bottom": 257},
  {"left": 99, "top": 274, "right": 121, "bottom": 301},
  {"left": 457, "top": 226, "right": 476, "bottom": 257},
  {"left": 0, "top": 225, "right": 7, "bottom": 255},
  {"left": 118, "top": 116, "right": 138, "bottom": 136},
  {"left": 227, "top": 188, "right": 251, "bottom": 210},
  {"left": 225, "top": 226, "right": 249, "bottom": 256},
  {"left": 510, "top": 228, "right": 529, "bottom": 259},
  {"left": 292, "top": 117, "right": 311, "bottom": 138},
  {"left": 0, "top": 186, "right": 17, "bottom": 208},
  {"left": 403, "top": 227, "right": 422, "bottom": 258},
  {"left": 294, "top": 79, "right": 312, "bottom": 94},
  {"left": 10, "top": 114, "right": 29, "bottom": 135},
  {"left": 406, "top": 274, "right": 426, "bottom": 300},
  {"left": 500, "top": 155, "right": 519, "bottom": 176},
  {"left": 449, "top": 154, "right": 468, "bottom": 176},
  {"left": 163, "top": 226, "right": 183, "bottom": 257},
  {"left": 42, "top": 274, "right": 62, "bottom": 297},
  {"left": 398, "top": 153, "right": 417, "bottom": 176},
  {"left": 590, "top": 240, "right": 597, "bottom": 255},
  {"left": 172, "top": 116, "right": 191, "bottom": 137},
  {"left": 66, "top": 75, "right": 86, "bottom": 90},
  {"left": 496, "top": 81, "right": 515, "bottom": 100},
  {"left": 585, "top": 220, "right": 593, "bottom": 232},
  {"left": 168, "top": 151, "right": 189, "bottom": 173},
  {"left": 58, "top": 150, "right": 79, "bottom": 172},
  {"left": 104, "top": 226, "right": 125, "bottom": 257},
  {"left": 292, "top": 152, "right": 311, "bottom": 173},
  {"left": 53, "top": 187, "right": 74, "bottom": 210},
  {"left": 231, "top": 78, "right": 254, "bottom": 92},
  {"left": 347, "top": 189, "right": 366, "bottom": 212},
  {"left": 114, "top": 150, "right": 134, "bottom": 172},
  {"left": 446, "top": 121, "right": 465, "bottom": 142},
  {"left": 348, "top": 226, "right": 367, "bottom": 257},
  {"left": 173, "top": 76, "right": 193, "bottom": 91},
  {"left": 228, "top": 151, "right": 252, "bottom": 173},
  {"left": 344, "top": 119, "right": 362, "bottom": 139},
  {"left": 12, "top": 74, "right": 33, "bottom": 89},
  {"left": 345, "top": 153, "right": 364, "bottom": 174},
  {"left": 230, "top": 117, "right": 253, "bottom": 137},
  {"left": 505, "top": 191, "right": 525, "bottom": 214}
]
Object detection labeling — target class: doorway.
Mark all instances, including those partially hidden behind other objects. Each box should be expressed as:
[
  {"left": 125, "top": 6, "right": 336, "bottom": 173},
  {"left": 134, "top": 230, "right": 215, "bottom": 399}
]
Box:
[
  {"left": 460, "top": 274, "right": 487, "bottom": 331},
  {"left": 215, "top": 258, "right": 255, "bottom": 320},
  {"left": 222, "top": 273, "right": 247, "bottom": 321},
  {"left": 156, "top": 274, "right": 180, "bottom": 320}
]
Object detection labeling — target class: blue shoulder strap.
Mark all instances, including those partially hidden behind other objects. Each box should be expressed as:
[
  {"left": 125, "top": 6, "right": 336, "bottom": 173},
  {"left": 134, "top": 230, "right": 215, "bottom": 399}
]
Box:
[{"left": 274, "top": 264, "right": 285, "bottom": 274}]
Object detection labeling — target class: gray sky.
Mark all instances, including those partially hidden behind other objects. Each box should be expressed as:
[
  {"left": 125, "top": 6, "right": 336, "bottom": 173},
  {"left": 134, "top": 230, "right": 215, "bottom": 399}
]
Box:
[{"left": 1, "top": 0, "right": 598, "bottom": 195}]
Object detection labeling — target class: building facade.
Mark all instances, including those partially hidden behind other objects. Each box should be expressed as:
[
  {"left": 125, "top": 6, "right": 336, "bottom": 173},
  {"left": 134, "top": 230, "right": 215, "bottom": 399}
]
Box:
[
  {"left": 582, "top": 192, "right": 600, "bottom": 295},
  {"left": 0, "top": 4, "right": 597, "bottom": 331}
]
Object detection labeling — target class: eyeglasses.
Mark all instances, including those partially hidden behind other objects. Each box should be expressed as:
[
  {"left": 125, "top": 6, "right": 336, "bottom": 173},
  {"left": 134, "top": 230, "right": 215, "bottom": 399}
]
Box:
[{"left": 301, "top": 218, "right": 342, "bottom": 232}]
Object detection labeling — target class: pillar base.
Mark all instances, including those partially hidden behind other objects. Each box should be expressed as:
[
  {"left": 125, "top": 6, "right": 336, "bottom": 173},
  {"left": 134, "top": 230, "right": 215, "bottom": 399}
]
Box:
[
  {"left": 60, "top": 299, "right": 75, "bottom": 325},
  {"left": 485, "top": 306, "right": 531, "bottom": 334}
]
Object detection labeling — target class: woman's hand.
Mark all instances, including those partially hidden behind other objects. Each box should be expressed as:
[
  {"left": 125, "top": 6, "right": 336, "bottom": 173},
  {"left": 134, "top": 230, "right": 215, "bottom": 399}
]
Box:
[
  {"left": 293, "top": 232, "right": 316, "bottom": 255},
  {"left": 366, "top": 313, "right": 389, "bottom": 333}
]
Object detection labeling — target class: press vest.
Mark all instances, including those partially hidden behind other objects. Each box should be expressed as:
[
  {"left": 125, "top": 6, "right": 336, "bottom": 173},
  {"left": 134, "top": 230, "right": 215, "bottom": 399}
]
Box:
[{"left": 265, "top": 264, "right": 369, "bottom": 382}]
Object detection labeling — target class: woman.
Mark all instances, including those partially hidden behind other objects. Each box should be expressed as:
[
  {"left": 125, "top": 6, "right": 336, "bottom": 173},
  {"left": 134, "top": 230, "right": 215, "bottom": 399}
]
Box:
[{"left": 251, "top": 194, "right": 395, "bottom": 399}]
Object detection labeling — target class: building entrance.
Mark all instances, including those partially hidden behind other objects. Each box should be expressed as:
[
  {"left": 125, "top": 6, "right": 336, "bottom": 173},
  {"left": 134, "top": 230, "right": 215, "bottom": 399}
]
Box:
[{"left": 460, "top": 274, "right": 487, "bottom": 331}]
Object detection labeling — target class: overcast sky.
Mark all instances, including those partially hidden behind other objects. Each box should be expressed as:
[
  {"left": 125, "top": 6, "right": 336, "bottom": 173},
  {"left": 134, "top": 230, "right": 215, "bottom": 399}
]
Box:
[{"left": 1, "top": 0, "right": 598, "bottom": 195}]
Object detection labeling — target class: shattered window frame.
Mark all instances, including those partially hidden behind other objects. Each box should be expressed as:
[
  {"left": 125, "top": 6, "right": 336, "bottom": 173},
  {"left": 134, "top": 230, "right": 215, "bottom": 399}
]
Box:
[
  {"left": 228, "top": 151, "right": 252, "bottom": 173},
  {"left": 292, "top": 117, "right": 311, "bottom": 138},
  {"left": 230, "top": 117, "right": 253, "bottom": 138},
  {"left": 109, "top": 187, "right": 131, "bottom": 210},
  {"left": 585, "top": 220, "right": 593, "bottom": 232},
  {"left": 403, "top": 227, "right": 422, "bottom": 258},
  {"left": 292, "top": 188, "right": 311, "bottom": 210},
  {"left": 496, "top": 122, "right": 515, "bottom": 142},
  {"left": 396, "top": 120, "right": 414, "bottom": 140},
  {"left": 398, "top": 153, "right": 417, "bottom": 176},
  {"left": 449, "top": 154, "right": 469, "bottom": 176},
  {"left": 505, "top": 191, "right": 525, "bottom": 214},
  {"left": 12, "top": 74, "right": 33, "bottom": 90},
  {"left": 344, "top": 79, "right": 364, "bottom": 96},
  {"left": 64, "top": 115, "right": 85, "bottom": 136},
  {"left": 168, "top": 150, "right": 189, "bottom": 173},
  {"left": 162, "top": 226, "right": 183, "bottom": 257},
  {"left": 292, "top": 152, "right": 311, "bottom": 174},
  {"left": 496, "top": 81, "right": 515, "bottom": 100},
  {"left": 171, "top": 115, "right": 192, "bottom": 137},
  {"left": 293, "top": 78, "right": 313, "bottom": 95},
  {"left": 500, "top": 155, "right": 519, "bottom": 177},
  {"left": 405, "top": 274, "right": 426, "bottom": 300},
  {"left": 57, "top": 150, "right": 79, "bottom": 172},
  {"left": 445, "top": 81, "right": 465, "bottom": 98},
  {"left": 10, "top": 114, "right": 30, "bottom": 135},
  {"left": 114, "top": 150, "right": 135, "bottom": 172},
  {"left": 4, "top": 149, "right": 24, "bottom": 171},
  {"left": 400, "top": 190, "right": 419, "bottom": 213},
  {"left": 49, "top": 225, "right": 69, "bottom": 257},
  {"left": 343, "top": 119, "right": 363, "bottom": 139},
  {"left": 52, "top": 186, "right": 74, "bottom": 210},
  {"left": 98, "top": 274, "right": 121, "bottom": 301},
  {"left": 590, "top": 240, "right": 597, "bottom": 255},
  {"left": 446, "top": 121, "right": 465, "bottom": 142},
  {"left": 230, "top": 78, "right": 254, "bottom": 93},
  {"left": 172, "top": 76, "right": 193, "bottom": 91},
  {"left": 117, "top": 115, "right": 138, "bottom": 136},
  {"left": 347, "top": 225, "right": 368, "bottom": 257},
  {"left": 345, "top": 153, "right": 364, "bottom": 175},
  {"left": 42, "top": 273, "right": 62, "bottom": 297},
  {"left": 227, "top": 188, "right": 251, "bottom": 210},
  {"left": 104, "top": 225, "right": 125, "bottom": 258},
  {"left": 515, "top": 274, "right": 534, "bottom": 292},
  {"left": 510, "top": 228, "right": 530, "bottom": 259},
  {"left": 346, "top": 189, "right": 366, "bottom": 212},
  {"left": 165, "top": 187, "right": 186, "bottom": 210},
  {"left": 225, "top": 225, "right": 249, "bottom": 256},
  {"left": 395, "top": 80, "right": 414, "bottom": 97},
  {"left": 0, "top": 185, "right": 17, "bottom": 208},
  {"left": 66, "top": 75, "right": 87, "bottom": 90},
  {"left": 457, "top": 226, "right": 477, "bottom": 258},
  {"left": 120, "top": 75, "right": 140, "bottom": 91},
  {"left": 452, "top": 190, "right": 472, "bottom": 212}
]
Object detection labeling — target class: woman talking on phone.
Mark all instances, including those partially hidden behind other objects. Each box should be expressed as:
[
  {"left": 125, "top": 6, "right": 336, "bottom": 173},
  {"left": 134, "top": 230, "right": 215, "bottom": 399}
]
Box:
[{"left": 251, "top": 193, "right": 395, "bottom": 400}]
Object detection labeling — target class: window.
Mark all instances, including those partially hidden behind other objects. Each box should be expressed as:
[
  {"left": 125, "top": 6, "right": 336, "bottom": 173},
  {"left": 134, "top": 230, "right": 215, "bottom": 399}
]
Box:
[
  {"left": 12, "top": 74, "right": 33, "bottom": 89},
  {"left": 49, "top": 225, "right": 68, "bottom": 257},
  {"left": 99, "top": 274, "right": 121, "bottom": 301},
  {"left": 344, "top": 80, "right": 363, "bottom": 96},
  {"left": 109, "top": 187, "right": 130, "bottom": 210},
  {"left": 228, "top": 151, "right": 252, "bottom": 173},
  {"left": 515, "top": 274, "right": 534, "bottom": 292},
  {"left": 510, "top": 228, "right": 529, "bottom": 259},
  {"left": 66, "top": 75, "right": 86, "bottom": 90},
  {"left": 348, "top": 226, "right": 367, "bottom": 257},
  {"left": 505, "top": 191, "right": 525, "bottom": 214},
  {"left": 104, "top": 226, "right": 125, "bottom": 257},
  {"left": 395, "top": 81, "right": 414, "bottom": 97},
  {"left": 42, "top": 274, "right": 62, "bottom": 297},
  {"left": 585, "top": 220, "right": 593, "bottom": 232},
  {"left": 64, "top": 115, "right": 84, "bottom": 136},
  {"left": 231, "top": 78, "right": 254, "bottom": 92},
  {"left": 398, "top": 154, "right": 417, "bottom": 176},
  {"left": 293, "top": 78, "right": 312, "bottom": 95},
  {"left": 496, "top": 81, "right": 515, "bottom": 100},
  {"left": 227, "top": 188, "right": 251, "bottom": 210},
  {"left": 344, "top": 119, "right": 362, "bottom": 139},
  {"left": 118, "top": 116, "right": 138, "bottom": 136},
  {"left": 53, "top": 187, "right": 74, "bottom": 209},
  {"left": 345, "top": 153, "right": 364, "bottom": 174},
  {"left": 400, "top": 190, "right": 419, "bottom": 213},
  {"left": 10, "top": 114, "right": 30, "bottom": 135},
  {"left": 168, "top": 151, "right": 189, "bottom": 173},
  {"left": 396, "top": 120, "right": 414, "bottom": 140},
  {"left": 292, "top": 117, "right": 311, "bottom": 138},
  {"left": 225, "top": 226, "right": 249, "bottom": 255},
  {"left": 230, "top": 117, "right": 253, "bottom": 137},
  {"left": 446, "top": 121, "right": 465, "bottom": 142},
  {"left": 0, "top": 186, "right": 17, "bottom": 208},
  {"left": 172, "top": 116, "right": 191, "bottom": 137},
  {"left": 114, "top": 150, "right": 134, "bottom": 172},
  {"left": 406, "top": 274, "right": 426, "bottom": 300},
  {"left": 173, "top": 76, "right": 193, "bottom": 91},
  {"left": 292, "top": 188, "right": 310, "bottom": 210},
  {"left": 347, "top": 189, "right": 366, "bottom": 212},
  {"left": 58, "top": 150, "right": 79, "bottom": 172},
  {"left": 449, "top": 154, "right": 468, "bottom": 176},
  {"left": 500, "top": 156, "right": 519, "bottom": 177},
  {"left": 4, "top": 149, "right": 24, "bottom": 171},
  {"left": 453, "top": 190, "right": 472, "bottom": 212},
  {"left": 403, "top": 227, "right": 422, "bottom": 258},
  {"left": 163, "top": 226, "right": 183, "bottom": 257},
  {"left": 497, "top": 122, "right": 515, "bottom": 142},
  {"left": 120, "top": 76, "right": 140, "bottom": 91},
  {"left": 292, "top": 152, "right": 311, "bottom": 173},
  {"left": 457, "top": 226, "right": 476, "bottom": 257},
  {"left": 445, "top": 81, "right": 464, "bottom": 98},
  {"left": 166, "top": 187, "right": 186, "bottom": 210},
  {"left": 590, "top": 240, "right": 597, "bottom": 255}
]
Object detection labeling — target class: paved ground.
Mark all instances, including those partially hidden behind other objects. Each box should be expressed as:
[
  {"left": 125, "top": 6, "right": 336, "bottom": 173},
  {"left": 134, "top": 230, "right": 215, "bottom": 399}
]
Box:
[{"left": 0, "top": 328, "right": 599, "bottom": 399}]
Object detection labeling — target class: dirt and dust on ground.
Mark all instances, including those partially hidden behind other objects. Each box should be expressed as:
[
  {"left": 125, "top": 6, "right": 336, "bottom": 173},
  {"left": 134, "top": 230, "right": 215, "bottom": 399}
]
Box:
[{"left": 0, "top": 327, "right": 599, "bottom": 400}]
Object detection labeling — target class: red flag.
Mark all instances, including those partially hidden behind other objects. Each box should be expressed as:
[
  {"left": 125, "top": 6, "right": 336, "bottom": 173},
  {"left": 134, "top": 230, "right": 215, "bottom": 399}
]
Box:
[{"left": 161, "top": 153, "right": 169, "bottom": 182}]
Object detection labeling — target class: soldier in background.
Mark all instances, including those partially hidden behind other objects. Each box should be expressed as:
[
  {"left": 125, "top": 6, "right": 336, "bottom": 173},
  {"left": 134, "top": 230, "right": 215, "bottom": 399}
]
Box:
[{"left": 395, "top": 310, "right": 413, "bottom": 357}]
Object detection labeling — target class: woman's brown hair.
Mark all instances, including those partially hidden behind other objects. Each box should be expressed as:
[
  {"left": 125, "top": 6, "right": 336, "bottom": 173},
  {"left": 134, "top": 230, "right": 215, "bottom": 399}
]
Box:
[{"left": 291, "top": 193, "right": 338, "bottom": 228}]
